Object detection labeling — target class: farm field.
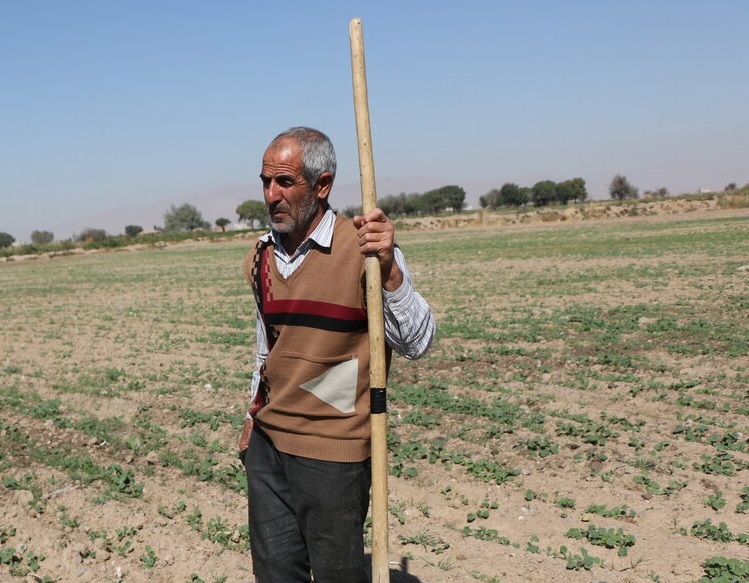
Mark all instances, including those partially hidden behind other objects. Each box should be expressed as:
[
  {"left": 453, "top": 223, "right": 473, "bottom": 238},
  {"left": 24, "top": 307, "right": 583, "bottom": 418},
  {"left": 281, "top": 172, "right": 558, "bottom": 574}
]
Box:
[{"left": 2, "top": 206, "right": 749, "bottom": 583}]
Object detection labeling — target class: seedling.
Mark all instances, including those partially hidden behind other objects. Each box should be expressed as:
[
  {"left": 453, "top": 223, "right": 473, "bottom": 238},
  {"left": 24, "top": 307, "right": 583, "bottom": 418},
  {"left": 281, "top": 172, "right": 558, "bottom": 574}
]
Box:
[
  {"left": 737, "top": 487, "right": 749, "bottom": 513},
  {"left": 690, "top": 519, "right": 734, "bottom": 542},
  {"left": 697, "top": 556, "right": 749, "bottom": 581},
  {"left": 0, "top": 526, "right": 16, "bottom": 545},
  {"left": 397, "top": 530, "right": 449, "bottom": 553},
  {"left": 526, "top": 535, "right": 540, "bottom": 553},
  {"left": 389, "top": 503, "right": 406, "bottom": 525},
  {"left": 633, "top": 472, "right": 661, "bottom": 495},
  {"left": 694, "top": 451, "right": 745, "bottom": 476},
  {"left": 515, "top": 435, "right": 559, "bottom": 457},
  {"left": 158, "top": 500, "right": 187, "bottom": 519},
  {"left": 140, "top": 545, "right": 157, "bottom": 568},
  {"left": 704, "top": 491, "right": 727, "bottom": 511},
  {"left": 187, "top": 508, "right": 203, "bottom": 531},
  {"left": 461, "top": 526, "right": 511, "bottom": 545},
  {"left": 585, "top": 503, "right": 636, "bottom": 520},
  {"left": 564, "top": 547, "right": 602, "bottom": 571},
  {"left": 56, "top": 505, "right": 80, "bottom": 529},
  {"left": 566, "top": 524, "right": 636, "bottom": 556}
]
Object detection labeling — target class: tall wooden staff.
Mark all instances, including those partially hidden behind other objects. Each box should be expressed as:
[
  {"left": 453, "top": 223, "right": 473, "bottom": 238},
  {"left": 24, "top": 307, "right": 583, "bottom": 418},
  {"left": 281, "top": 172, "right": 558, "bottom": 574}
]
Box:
[{"left": 349, "top": 17, "right": 390, "bottom": 583}]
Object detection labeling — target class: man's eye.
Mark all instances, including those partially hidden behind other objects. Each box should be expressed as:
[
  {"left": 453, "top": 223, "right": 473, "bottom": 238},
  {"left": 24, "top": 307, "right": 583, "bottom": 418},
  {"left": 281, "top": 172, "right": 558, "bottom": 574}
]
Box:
[{"left": 260, "top": 175, "right": 295, "bottom": 188}]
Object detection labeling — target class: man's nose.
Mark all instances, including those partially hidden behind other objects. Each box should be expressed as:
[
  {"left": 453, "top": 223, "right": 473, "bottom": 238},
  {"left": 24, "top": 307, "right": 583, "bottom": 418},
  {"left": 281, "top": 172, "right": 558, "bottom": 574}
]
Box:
[{"left": 264, "top": 180, "right": 282, "bottom": 203}]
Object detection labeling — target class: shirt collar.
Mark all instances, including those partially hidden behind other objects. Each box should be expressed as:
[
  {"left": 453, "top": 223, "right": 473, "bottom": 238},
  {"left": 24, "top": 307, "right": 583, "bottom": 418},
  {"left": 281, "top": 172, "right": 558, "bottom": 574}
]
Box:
[{"left": 259, "top": 207, "right": 336, "bottom": 252}]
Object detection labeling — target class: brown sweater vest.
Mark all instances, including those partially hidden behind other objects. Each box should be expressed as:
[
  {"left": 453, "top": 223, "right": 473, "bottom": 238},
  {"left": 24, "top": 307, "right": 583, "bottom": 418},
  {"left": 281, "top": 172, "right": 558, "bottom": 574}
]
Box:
[{"left": 244, "top": 215, "right": 381, "bottom": 462}]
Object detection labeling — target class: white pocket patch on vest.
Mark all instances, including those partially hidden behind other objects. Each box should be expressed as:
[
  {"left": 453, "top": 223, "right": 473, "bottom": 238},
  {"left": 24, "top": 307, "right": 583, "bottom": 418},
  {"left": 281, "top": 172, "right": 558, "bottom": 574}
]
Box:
[{"left": 300, "top": 358, "right": 359, "bottom": 413}]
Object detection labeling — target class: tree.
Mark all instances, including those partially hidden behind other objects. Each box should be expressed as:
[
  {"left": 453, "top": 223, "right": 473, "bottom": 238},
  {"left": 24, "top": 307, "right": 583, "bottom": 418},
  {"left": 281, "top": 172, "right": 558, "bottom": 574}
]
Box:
[
  {"left": 725, "top": 182, "right": 737, "bottom": 191},
  {"left": 555, "top": 178, "right": 587, "bottom": 205},
  {"left": 215, "top": 218, "right": 231, "bottom": 232},
  {"left": 479, "top": 189, "right": 501, "bottom": 209},
  {"left": 0, "top": 232, "right": 15, "bottom": 248},
  {"left": 531, "top": 180, "right": 557, "bottom": 207},
  {"left": 609, "top": 174, "right": 638, "bottom": 200},
  {"left": 555, "top": 181, "right": 574, "bottom": 205},
  {"left": 565, "top": 178, "right": 587, "bottom": 203},
  {"left": 402, "top": 192, "right": 423, "bottom": 215},
  {"left": 125, "top": 225, "right": 143, "bottom": 238},
  {"left": 77, "top": 228, "right": 108, "bottom": 242},
  {"left": 420, "top": 189, "right": 442, "bottom": 214},
  {"left": 378, "top": 193, "right": 408, "bottom": 217},
  {"left": 163, "top": 203, "right": 210, "bottom": 232},
  {"left": 236, "top": 200, "right": 269, "bottom": 228},
  {"left": 394, "top": 193, "right": 408, "bottom": 215},
  {"left": 378, "top": 194, "right": 398, "bottom": 217},
  {"left": 500, "top": 183, "right": 529, "bottom": 207},
  {"left": 436, "top": 185, "right": 466, "bottom": 212},
  {"left": 420, "top": 185, "right": 466, "bottom": 214},
  {"left": 30, "top": 230, "right": 54, "bottom": 245}
]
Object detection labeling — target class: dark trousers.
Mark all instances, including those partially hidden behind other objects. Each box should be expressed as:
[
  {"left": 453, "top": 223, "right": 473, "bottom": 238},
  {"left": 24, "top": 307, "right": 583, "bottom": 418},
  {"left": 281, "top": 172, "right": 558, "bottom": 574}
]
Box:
[{"left": 245, "top": 427, "right": 371, "bottom": 583}]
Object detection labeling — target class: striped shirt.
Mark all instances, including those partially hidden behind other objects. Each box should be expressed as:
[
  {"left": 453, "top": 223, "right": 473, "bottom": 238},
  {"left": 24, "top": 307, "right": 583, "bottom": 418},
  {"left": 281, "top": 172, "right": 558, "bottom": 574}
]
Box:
[{"left": 250, "top": 208, "right": 435, "bottom": 398}]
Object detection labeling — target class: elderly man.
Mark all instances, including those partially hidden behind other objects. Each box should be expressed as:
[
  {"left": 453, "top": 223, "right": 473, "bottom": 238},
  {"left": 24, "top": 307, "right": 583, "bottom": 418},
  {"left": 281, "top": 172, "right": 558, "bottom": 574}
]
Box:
[{"left": 239, "top": 127, "right": 434, "bottom": 583}]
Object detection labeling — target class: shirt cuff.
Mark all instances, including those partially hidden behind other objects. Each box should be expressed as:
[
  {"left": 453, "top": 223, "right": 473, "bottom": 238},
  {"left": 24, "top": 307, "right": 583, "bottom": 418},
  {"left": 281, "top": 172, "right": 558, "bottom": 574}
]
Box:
[{"left": 383, "top": 275, "right": 414, "bottom": 312}]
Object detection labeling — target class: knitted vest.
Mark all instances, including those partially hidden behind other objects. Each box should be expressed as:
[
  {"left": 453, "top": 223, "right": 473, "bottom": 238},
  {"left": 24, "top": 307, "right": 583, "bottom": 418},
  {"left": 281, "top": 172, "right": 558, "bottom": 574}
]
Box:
[{"left": 244, "top": 215, "right": 382, "bottom": 462}]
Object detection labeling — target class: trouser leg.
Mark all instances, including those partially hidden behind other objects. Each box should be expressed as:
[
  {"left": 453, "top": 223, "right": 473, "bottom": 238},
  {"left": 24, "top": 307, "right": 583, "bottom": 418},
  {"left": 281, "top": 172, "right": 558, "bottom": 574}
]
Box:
[
  {"left": 246, "top": 428, "right": 311, "bottom": 583},
  {"left": 288, "top": 454, "right": 371, "bottom": 583},
  {"left": 245, "top": 427, "right": 372, "bottom": 583}
]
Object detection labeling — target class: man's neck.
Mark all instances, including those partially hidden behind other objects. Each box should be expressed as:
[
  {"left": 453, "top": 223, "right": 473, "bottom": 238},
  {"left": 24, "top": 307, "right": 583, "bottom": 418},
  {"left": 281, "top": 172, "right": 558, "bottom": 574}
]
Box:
[{"left": 279, "top": 206, "right": 328, "bottom": 256}]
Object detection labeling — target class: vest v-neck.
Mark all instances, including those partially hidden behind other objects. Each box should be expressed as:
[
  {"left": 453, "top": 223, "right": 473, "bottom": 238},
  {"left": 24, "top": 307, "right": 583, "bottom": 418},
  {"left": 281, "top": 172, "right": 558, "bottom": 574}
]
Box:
[
  {"left": 267, "top": 239, "right": 318, "bottom": 285},
  {"left": 264, "top": 212, "right": 340, "bottom": 284}
]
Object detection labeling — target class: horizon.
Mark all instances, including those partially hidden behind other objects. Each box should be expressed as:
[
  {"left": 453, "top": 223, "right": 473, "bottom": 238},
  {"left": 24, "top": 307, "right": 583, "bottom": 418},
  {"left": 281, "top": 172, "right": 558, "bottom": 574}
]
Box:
[
  {"left": 6, "top": 177, "right": 741, "bottom": 245},
  {"left": 2, "top": 2, "right": 748, "bottom": 243}
]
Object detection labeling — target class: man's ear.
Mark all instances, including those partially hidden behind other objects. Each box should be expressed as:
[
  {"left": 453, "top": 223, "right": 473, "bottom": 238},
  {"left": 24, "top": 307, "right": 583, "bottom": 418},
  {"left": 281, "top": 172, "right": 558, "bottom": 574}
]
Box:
[{"left": 315, "top": 172, "right": 334, "bottom": 201}]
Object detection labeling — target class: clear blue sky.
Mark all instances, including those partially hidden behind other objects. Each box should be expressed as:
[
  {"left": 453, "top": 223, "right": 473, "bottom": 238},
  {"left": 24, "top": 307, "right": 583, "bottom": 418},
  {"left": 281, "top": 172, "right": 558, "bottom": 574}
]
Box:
[{"left": 2, "top": 1, "right": 747, "bottom": 242}]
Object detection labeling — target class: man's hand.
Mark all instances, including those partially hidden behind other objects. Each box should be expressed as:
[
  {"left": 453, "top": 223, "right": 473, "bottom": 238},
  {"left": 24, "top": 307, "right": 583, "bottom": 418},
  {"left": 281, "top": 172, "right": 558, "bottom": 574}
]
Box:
[
  {"left": 353, "top": 208, "right": 403, "bottom": 291},
  {"left": 238, "top": 417, "right": 253, "bottom": 458}
]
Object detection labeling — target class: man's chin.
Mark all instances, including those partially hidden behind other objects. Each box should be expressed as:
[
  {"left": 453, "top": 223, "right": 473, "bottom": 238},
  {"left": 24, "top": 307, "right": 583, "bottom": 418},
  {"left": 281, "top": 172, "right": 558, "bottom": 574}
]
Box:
[{"left": 271, "top": 219, "right": 292, "bottom": 233}]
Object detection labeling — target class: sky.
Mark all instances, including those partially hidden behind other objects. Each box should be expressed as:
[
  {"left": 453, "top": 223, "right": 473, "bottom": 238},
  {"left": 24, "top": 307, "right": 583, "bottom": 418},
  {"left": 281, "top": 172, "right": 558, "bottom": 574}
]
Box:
[{"left": 1, "top": 1, "right": 748, "bottom": 242}]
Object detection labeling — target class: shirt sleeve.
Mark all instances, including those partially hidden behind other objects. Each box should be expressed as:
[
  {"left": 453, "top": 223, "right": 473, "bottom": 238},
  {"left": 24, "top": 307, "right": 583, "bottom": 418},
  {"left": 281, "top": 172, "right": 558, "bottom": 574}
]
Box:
[
  {"left": 382, "top": 247, "right": 435, "bottom": 359},
  {"left": 249, "top": 309, "right": 268, "bottom": 404}
]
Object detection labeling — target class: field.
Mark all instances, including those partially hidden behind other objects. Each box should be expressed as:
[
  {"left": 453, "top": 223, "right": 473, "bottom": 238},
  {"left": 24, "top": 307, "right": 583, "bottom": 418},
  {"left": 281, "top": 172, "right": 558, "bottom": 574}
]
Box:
[{"left": 2, "top": 205, "right": 749, "bottom": 583}]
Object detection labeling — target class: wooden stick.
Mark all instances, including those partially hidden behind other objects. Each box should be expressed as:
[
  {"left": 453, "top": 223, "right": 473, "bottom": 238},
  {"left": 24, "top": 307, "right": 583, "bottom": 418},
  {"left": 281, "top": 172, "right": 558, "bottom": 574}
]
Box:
[{"left": 349, "top": 17, "right": 390, "bottom": 583}]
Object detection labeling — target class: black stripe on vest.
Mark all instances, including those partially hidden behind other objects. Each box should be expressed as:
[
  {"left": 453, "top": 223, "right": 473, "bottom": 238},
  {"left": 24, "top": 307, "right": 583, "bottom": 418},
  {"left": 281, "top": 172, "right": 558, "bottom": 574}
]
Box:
[{"left": 264, "top": 312, "right": 367, "bottom": 333}]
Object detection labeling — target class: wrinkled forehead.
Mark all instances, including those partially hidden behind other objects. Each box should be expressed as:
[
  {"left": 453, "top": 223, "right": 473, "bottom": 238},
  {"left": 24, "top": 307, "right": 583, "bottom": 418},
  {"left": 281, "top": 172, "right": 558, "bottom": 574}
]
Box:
[
  {"left": 262, "top": 138, "right": 303, "bottom": 171},
  {"left": 265, "top": 136, "right": 300, "bottom": 157}
]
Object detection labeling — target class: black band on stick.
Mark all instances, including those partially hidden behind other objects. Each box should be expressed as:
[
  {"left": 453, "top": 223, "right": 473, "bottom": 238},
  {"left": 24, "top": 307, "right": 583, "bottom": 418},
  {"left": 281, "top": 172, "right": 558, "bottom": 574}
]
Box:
[{"left": 370, "top": 387, "right": 387, "bottom": 414}]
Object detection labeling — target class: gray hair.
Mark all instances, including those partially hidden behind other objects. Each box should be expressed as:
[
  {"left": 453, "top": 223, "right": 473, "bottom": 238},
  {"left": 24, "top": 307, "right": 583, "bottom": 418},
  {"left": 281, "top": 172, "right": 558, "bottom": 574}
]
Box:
[{"left": 272, "top": 127, "right": 337, "bottom": 187}]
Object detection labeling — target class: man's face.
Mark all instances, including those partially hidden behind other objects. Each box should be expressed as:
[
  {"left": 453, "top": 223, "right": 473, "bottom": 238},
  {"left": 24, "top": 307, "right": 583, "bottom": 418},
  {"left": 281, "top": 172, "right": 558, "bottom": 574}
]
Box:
[{"left": 260, "top": 138, "right": 320, "bottom": 236}]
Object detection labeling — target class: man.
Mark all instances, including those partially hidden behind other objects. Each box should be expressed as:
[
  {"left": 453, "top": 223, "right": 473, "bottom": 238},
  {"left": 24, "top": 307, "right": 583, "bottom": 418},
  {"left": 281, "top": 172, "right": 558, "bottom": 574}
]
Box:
[{"left": 239, "top": 127, "right": 434, "bottom": 583}]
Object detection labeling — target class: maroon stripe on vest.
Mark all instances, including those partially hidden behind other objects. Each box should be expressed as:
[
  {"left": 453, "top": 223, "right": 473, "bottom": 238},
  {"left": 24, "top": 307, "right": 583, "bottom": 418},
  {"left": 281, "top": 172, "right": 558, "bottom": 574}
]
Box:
[{"left": 264, "top": 299, "right": 367, "bottom": 321}]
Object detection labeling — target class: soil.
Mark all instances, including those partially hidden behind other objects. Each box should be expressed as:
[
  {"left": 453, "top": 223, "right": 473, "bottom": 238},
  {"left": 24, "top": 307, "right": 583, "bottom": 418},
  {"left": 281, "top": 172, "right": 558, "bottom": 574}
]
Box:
[{"left": 1, "top": 196, "right": 748, "bottom": 583}]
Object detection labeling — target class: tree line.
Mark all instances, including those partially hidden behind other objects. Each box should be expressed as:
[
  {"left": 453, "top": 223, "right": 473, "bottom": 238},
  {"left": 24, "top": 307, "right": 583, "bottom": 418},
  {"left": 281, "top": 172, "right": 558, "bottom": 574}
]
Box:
[
  {"left": 479, "top": 178, "right": 588, "bottom": 209},
  {"left": 2, "top": 179, "right": 747, "bottom": 250},
  {"left": 339, "top": 185, "right": 467, "bottom": 218}
]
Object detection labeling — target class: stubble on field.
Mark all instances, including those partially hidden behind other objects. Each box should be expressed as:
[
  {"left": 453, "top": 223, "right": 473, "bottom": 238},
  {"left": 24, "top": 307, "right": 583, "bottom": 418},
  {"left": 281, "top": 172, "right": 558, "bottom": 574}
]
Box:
[{"left": 1, "top": 204, "right": 748, "bottom": 583}]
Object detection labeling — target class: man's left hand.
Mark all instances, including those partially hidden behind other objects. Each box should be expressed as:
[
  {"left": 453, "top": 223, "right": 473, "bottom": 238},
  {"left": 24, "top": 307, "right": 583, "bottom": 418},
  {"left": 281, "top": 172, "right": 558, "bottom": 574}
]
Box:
[{"left": 353, "top": 209, "right": 403, "bottom": 291}]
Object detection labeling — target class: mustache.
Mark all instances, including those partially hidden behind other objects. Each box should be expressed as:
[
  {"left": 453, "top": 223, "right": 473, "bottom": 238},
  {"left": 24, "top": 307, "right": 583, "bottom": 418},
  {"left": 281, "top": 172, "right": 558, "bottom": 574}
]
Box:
[{"left": 269, "top": 202, "right": 290, "bottom": 215}]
